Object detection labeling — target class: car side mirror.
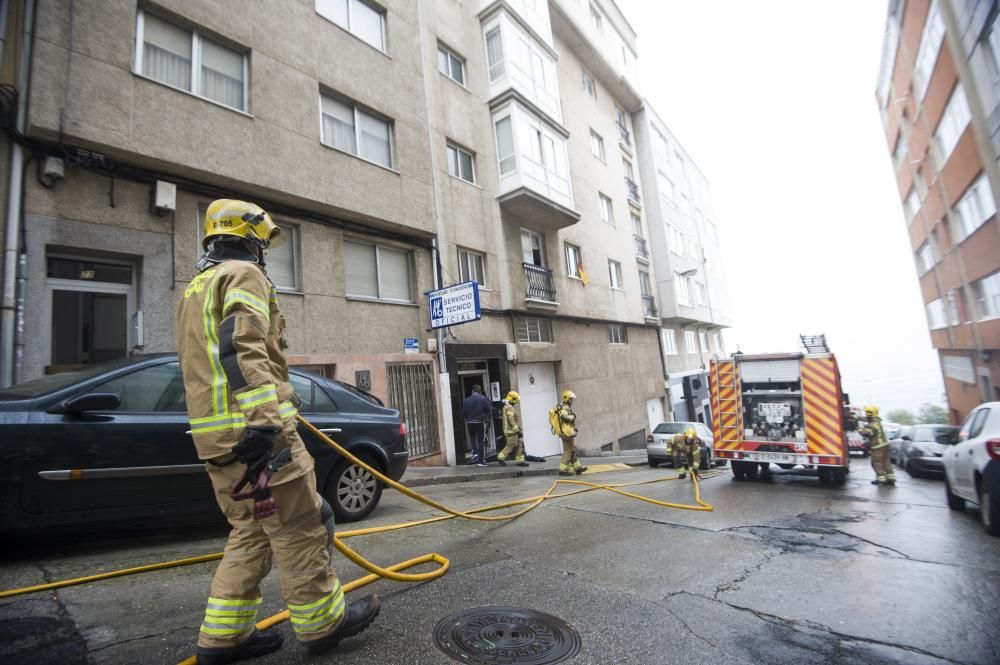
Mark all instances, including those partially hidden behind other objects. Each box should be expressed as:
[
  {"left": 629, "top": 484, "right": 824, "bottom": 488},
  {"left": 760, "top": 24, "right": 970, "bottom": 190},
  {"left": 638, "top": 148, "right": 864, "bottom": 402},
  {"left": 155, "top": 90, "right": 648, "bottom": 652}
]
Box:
[
  {"left": 50, "top": 392, "right": 121, "bottom": 415},
  {"left": 901, "top": 435, "right": 911, "bottom": 441}
]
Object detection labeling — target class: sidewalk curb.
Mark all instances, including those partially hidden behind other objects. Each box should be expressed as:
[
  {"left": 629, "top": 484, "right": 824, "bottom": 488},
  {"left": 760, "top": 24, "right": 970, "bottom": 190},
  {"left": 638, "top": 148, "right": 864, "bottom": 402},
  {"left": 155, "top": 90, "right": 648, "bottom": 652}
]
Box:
[{"left": 401, "top": 459, "right": 647, "bottom": 488}]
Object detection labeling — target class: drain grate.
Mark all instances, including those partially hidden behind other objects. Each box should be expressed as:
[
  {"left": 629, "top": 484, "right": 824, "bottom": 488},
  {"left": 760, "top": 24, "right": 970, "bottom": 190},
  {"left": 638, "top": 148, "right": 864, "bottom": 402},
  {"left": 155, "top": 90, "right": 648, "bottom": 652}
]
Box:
[{"left": 433, "top": 606, "right": 581, "bottom": 665}]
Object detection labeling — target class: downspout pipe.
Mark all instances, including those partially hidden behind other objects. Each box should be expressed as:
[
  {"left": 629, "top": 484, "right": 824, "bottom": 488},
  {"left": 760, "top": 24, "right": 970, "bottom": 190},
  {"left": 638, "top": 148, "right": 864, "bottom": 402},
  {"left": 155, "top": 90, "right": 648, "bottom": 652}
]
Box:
[{"left": 2, "top": 0, "right": 36, "bottom": 387}]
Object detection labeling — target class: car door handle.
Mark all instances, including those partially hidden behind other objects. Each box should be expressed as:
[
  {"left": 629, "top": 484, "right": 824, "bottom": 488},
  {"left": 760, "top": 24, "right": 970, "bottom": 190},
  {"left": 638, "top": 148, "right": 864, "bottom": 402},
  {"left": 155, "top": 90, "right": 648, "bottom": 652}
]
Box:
[{"left": 319, "top": 428, "right": 342, "bottom": 435}]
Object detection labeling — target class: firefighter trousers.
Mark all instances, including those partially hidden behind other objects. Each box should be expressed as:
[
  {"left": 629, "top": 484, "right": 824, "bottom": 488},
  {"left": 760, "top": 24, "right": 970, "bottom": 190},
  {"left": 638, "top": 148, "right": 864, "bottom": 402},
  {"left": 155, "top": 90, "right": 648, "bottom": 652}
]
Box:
[
  {"left": 498, "top": 433, "right": 524, "bottom": 462},
  {"left": 870, "top": 445, "right": 894, "bottom": 483},
  {"left": 560, "top": 437, "right": 581, "bottom": 471},
  {"left": 198, "top": 431, "right": 345, "bottom": 650},
  {"left": 672, "top": 448, "right": 700, "bottom": 472}
]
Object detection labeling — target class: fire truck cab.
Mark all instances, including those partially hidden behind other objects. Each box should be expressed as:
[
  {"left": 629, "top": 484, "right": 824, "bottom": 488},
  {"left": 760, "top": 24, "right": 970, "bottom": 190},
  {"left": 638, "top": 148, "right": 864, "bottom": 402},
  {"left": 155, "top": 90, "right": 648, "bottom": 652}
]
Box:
[{"left": 709, "top": 335, "right": 850, "bottom": 486}]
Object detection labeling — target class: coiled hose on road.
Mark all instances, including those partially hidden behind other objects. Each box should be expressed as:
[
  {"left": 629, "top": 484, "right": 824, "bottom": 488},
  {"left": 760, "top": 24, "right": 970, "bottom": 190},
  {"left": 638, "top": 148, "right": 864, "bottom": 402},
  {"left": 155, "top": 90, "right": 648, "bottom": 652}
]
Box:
[{"left": 0, "top": 415, "right": 719, "bottom": 664}]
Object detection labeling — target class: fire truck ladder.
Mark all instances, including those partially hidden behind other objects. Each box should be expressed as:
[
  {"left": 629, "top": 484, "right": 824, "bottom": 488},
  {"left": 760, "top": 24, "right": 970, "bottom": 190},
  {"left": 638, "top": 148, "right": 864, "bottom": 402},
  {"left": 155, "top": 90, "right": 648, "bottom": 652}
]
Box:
[{"left": 713, "top": 360, "right": 742, "bottom": 449}]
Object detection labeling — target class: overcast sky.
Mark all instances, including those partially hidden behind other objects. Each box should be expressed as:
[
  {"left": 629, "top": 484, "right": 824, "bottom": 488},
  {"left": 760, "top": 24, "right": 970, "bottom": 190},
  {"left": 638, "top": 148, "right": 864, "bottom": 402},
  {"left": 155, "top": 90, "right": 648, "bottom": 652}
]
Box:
[{"left": 615, "top": 0, "right": 945, "bottom": 416}]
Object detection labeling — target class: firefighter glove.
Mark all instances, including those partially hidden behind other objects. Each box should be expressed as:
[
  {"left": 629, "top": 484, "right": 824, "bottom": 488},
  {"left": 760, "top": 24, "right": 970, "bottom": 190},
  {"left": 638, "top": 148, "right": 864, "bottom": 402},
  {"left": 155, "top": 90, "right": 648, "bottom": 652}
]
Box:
[{"left": 234, "top": 427, "right": 277, "bottom": 476}]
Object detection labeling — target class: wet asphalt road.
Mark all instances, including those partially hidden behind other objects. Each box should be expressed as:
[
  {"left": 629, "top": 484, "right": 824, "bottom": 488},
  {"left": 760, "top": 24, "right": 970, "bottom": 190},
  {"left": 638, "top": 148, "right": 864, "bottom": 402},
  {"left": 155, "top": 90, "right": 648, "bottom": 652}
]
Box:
[{"left": 1, "top": 458, "right": 999, "bottom": 665}]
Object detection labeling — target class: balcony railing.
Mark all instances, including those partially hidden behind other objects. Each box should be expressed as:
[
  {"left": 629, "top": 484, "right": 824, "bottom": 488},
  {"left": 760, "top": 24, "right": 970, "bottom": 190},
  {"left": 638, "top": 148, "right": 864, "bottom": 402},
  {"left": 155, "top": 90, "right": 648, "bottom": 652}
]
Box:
[
  {"left": 633, "top": 234, "right": 649, "bottom": 261},
  {"left": 641, "top": 294, "right": 658, "bottom": 319},
  {"left": 524, "top": 263, "right": 557, "bottom": 301},
  {"left": 617, "top": 122, "right": 631, "bottom": 146},
  {"left": 625, "top": 177, "right": 641, "bottom": 205}
]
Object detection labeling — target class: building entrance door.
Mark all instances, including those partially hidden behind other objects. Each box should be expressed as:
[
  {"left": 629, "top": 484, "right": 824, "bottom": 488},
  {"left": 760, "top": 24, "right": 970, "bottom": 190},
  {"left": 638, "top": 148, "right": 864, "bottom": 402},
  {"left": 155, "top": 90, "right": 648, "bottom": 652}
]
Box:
[
  {"left": 646, "top": 397, "right": 665, "bottom": 434},
  {"left": 458, "top": 371, "right": 496, "bottom": 462},
  {"left": 516, "top": 362, "right": 561, "bottom": 457}
]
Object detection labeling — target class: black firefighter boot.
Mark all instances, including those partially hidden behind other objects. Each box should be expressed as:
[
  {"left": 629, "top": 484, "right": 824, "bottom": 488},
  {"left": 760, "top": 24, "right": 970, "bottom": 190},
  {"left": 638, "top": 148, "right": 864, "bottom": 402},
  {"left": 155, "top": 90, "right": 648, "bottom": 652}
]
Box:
[
  {"left": 305, "top": 594, "right": 381, "bottom": 655},
  {"left": 196, "top": 630, "right": 284, "bottom": 665}
]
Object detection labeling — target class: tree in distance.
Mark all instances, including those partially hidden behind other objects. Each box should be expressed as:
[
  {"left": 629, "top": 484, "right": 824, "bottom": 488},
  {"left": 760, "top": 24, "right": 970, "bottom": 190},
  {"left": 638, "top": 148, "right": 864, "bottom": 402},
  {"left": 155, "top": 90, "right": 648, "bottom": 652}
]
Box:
[
  {"left": 916, "top": 403, "right": 949, "bottom": 424},
  {"left": 886, "top": 409, "right": 915, "bottom": 425}
]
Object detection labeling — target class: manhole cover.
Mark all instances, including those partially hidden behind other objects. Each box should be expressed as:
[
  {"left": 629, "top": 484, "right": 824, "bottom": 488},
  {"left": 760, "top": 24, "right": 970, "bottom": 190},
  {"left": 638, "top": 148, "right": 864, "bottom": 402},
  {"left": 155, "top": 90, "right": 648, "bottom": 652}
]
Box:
[{"left": 433, "top": 606, "right": 581, "bottom": 664}]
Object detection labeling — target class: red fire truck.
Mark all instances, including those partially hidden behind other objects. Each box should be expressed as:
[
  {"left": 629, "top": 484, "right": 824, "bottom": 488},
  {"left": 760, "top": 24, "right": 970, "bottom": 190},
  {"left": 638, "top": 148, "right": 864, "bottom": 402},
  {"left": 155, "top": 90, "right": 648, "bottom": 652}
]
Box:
[{"left": 709, "top": 335, "right": 850, "bottom": 486}]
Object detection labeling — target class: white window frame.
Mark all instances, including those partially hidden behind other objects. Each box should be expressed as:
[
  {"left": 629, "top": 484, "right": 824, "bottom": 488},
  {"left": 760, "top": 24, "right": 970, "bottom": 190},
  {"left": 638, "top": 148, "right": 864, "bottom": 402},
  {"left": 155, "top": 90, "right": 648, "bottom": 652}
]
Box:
[
  {"left": 904, "top": 189, "right": 920, "bottom": 225},
  {"left": 437, "top": 42, "right": 466, "bottom": 86},
  {"left": 658, "top": 171, "right": 676, "bottom": 206},
  {"left": 935, "top": 84, "right": 971, "bottom": 166},
  {"left": 315, "top": 0, "right": 386, "bottom": 52},
  {"left": 662, "top": 328, "right": 678, "bottom": 355},
  {"left": 485, "top": 25, "right": 505, "bottom": 82},
  {"left": 134, "top": 9, "right": 249, "bottom": 113},
  {"left": 565, "top": 243, "right": 582, "bottom": 279},
  {"left": 196, "top": 208, "right": 300, "bottom": 291},
  {"left": 589, "top": 4, "right": 603, "bottom": 32},
  {"left": 608, "top": 260, "right": 623, "bottom": 289},
  {"left": 712, "top": 333, "right": 721, "bottom": 353},
  {"left": 684, "top": 330, "right": 698, "bottom": 354},
  {"left": 987, "top": 10, "right": 1000, "bottom": 78},
  {"left": 517, "top": 317, "right": 553, "bottom": 343},
  {"left": 590, "top": 129, "right": 606, "bottom": 161},
  {"left": 696, "top": 282, "right": 708, "bottom": 306},
  {"left": 599, "top": 193, "right": 614, "bottom": 224},
  {"left": 458, "top": 247, "right": 486, "bottom": 287},
  {"left": 972, "top": 271, "right": 1000, "bottom": 320},
  {"left": 699, "top": 331, "right": 709, "bottom": 352},
  {"left": 320, "top": 92, "right": 395, "bottom": 169},
  {"left": 675, "top": 272, "right": 692, "bottom": 306},
  {"left": 915, "top": 242, "right": 935, "bottom": 275},
  {"left": 344, "top": 239, "right": 414, "bottom": 303},
  {"left": 668, "top": 225, "right": 685, "bottom": 256},
  {"left": 608, "top": 324, "right": 628, "bottom": 345},
  {"left": 952, "top": 173, "right": 996, "bottom": 242},
  {"left": 926, "top": 298, "right": 948, "bottom": 330},
  {"left": 447, "top": 142, "right": 476, "bottom": 183},
  {"left": 582, "top": 69, "right": 597, "bottom": 99},
  {"left": 912, "top": 1, "right": 945, "bottom": 101}
]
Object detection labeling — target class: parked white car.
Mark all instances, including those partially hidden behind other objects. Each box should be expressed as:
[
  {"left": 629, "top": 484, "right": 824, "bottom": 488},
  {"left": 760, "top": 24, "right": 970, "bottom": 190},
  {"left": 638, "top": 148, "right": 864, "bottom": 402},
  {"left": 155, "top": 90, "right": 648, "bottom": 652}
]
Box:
[
  {"left": 646, "top": 421, "right": 718, "bottom": 469},
  {"left": 942, "top": 402, "right": 1000, "bottom": 536}
]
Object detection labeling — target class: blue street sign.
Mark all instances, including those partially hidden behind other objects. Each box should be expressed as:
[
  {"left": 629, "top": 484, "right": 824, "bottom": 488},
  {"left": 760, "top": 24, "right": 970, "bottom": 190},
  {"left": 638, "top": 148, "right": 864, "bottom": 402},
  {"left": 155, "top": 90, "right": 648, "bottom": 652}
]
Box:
[
  {"left": 429, "top": 281, "right": 481, "bottom": 329},
  {"left": 404, "top": 337, "right": 419, "bottom": 353}
]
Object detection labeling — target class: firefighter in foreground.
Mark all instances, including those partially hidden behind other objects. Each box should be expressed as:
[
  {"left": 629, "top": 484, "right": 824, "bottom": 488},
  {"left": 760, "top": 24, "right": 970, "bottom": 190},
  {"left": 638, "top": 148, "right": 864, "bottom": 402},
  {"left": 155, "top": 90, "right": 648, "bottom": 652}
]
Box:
[
  {"left": 553, "top": 390, "right": 587, "bottom": 476},
  {"left": 860, "top": 405, "right": 895, "bottom": 486},
  {"left": 177, "top": 200, "right": 380, "bottom": 665},
  {"left": 497, "top": 391, "right": 530, "bottom": 467},
  {"left": 671, "top": 427, "right": 702, "bottom": 479}
]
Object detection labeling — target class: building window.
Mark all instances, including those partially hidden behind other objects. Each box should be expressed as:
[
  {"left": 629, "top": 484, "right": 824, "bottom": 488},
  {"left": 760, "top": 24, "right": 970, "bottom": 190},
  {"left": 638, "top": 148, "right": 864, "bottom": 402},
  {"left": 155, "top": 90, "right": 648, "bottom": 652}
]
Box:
[
  {"left": 972, "top": 271, "right": 1000, "bottom": 320},
  {"left": 942, "top": 355, "right": 976, "bottom": 384},
  {"left": 935, "top": 84, "right": 971, "bottom": 165},
  {"left": 565, "top": 243, "right": 582, "bottom": 278},
  {"left": 437, "top": 42, "right": 465, "bottom": 85},
  {"left": 599, "top": 193, "right": 614, "bottom": 224},
  {"left": 915, "top": 242, "right": 935, "bottom": 275},
  {"left": 912, "top": 1, "right": 945, "bottom": 100},
  {"left": 485, "top": 26, "right": 505, "bottom": 81},
  {"left": 517, "top": 317, "right": 553, "bottom": 343},
  {"left": 197, "top": 210, "right": 298, "bottom": 290},
  {"left": 590, "top": 129, "right": 605, "bottom": 161},
  {"left": 952, "top": 173, "right": 996, "bottom": 242},
  {"left": 658, "top": 171, "right": 675, "bottom": 206},
  {"left": 668, "top": 225, "right": 684, "bottom": 255},
  {"left": 615, "top": 106, "right": 630, "bottom": 145},
  {"left": 582, "top": 70, "right": 596, "bottom": 99},
  {"left": 696, "top": 282, "right": 708, "bottom": 305},
  {"left": 638, "top": 270, "right": 652, "bottom": 296},
  {"left": 946, "top": 290, "right": 961, "bottom": 325},
  {"left": 458, "top": 247, "right": 486, "bottom": 287},
  {"left": 608, "top": 260, "right": 622, "bottom": 289},
  {"left": 320, "top": 93, "right": 393, "bottom": 168},
  {"left": 675, "top": 272, "right": 692, "bottom": 306},
  {"left": 653, "top": 129, "right": 669, "bottom": 163},
  {"left": 903, "top": 189, "right": 920, "bottom": 225},
  {"left": 447, "top": 143, "right": 475, "bottom": 183},
  {"left": 699, "top": 331, "right": 709, "bottom": 352},
  {"left": 662, "top": 328, "right": 678, "bottom": 355},
  {"left": 926, "top": 298, "right": 948, "bottom": 329},
  {"left": 135, "top": 10, "right": 247, "bottom": 112},
  {"left": 495, "top": 116, "right": 516, "bottom": 174},
  {"left": 316, "top": 0, "right": 385, "bottom": 51},
  {"left": 688, "top": 237, "right": 699, "bottom": 260},
  {"left": 684, "top": 330, "right": 698, "bottom": 354},
  {"left": 344, "top": 240, "right": 413, "bottom": 302},
  {"left": 589, "top": 4, "right": 603, "bottom": 32},
  {"left": 608, "top": 324, "right": 628, "bottom": 345},
  {"left": 712, "top": 333, "right": 721, "bottom": 353},
  {"left": 986, "top": 11, "right": 1000, "bottom": 76},
  {"left": 893, "top": 132, "right": 908, "bottom": 166},
  {"left": 680, "top": 194, "right": 692, "bottom": 215}
]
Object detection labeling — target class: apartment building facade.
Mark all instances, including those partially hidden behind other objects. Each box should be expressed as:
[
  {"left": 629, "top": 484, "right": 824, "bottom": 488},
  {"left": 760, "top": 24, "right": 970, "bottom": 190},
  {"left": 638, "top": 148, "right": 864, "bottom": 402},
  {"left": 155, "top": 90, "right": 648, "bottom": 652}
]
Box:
[
  {"left": 877, "top": 0, "right": 1000, "bottom": 423},
  {"left": 0, "top": 0, "right": 669, "bottom": 464},
  {"left": 633, "top": 105, "right": 731, "bottom": 424}
]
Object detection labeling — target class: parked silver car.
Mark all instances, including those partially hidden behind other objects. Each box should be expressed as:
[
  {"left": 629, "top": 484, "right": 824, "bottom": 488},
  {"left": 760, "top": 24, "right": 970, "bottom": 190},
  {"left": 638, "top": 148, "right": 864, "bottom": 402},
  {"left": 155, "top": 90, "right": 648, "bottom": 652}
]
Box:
[
  {"left": 899, "top": 425, "right": 958, "bottom": 477},
  {"left": 646, "top": 421, "right": 718, "bottom": 469}
]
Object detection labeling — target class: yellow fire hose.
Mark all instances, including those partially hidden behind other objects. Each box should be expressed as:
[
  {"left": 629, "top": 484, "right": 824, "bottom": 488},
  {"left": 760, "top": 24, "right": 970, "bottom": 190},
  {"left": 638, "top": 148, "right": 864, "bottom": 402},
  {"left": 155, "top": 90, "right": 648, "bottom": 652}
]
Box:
[{"left": 0, "top": 415, "right": 717, "bottom": 665}]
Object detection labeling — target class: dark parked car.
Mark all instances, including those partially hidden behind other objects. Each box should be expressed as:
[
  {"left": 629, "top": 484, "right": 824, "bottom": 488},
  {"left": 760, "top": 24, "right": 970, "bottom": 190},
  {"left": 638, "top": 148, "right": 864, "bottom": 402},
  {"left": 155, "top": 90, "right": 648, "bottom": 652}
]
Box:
[
  {"left": 0, "top": 355, "right": 408, "bottom": 533},
  {"left": 897, "top": 425, "right": 959, "bottom": 477}
]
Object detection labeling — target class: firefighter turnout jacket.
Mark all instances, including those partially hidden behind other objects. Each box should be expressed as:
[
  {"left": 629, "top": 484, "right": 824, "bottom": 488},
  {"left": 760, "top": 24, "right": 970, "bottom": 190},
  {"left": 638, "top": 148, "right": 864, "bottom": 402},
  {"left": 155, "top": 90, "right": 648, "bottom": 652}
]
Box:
[
  {"left": 860, "top": 418, "right": 889, "bottom": 450},
  {"left": 502, "top": 401, "right": 522, "bottom": 436},
  {"left": 177, "top": 260, "right": 301, "bottom": 465}
]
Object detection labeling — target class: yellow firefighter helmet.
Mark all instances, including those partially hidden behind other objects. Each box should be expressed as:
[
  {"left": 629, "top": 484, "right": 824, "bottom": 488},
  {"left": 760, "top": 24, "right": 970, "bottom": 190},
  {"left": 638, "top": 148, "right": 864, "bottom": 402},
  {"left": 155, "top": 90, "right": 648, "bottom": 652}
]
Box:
[
  {"left": 202, "top": 199, "right": 282, "bottom": 250},
  {"left": 505, "top": 391, "right": 520, "bottom": 403},
  {"left": 561, "top": 390, "right": 576, "bottom": 403},
  {"left": 864, "top": 405, "right": 879, "bottom": 419},
  {"left": 684, "top": 427, "right": 696, "bottom": 438}
]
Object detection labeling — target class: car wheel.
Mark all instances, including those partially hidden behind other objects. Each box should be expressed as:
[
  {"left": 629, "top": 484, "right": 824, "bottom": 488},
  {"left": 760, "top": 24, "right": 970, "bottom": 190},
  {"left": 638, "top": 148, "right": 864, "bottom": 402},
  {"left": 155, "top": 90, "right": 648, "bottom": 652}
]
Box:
[
  {"left": 700, "top": 452, "right": 710, "bottom": 470},
  {"left": 944, "top": 475, "right": 965, "bottom": 511},
  {"left": 980, "top": 485, "right": 1000, "bottom": 537},
  {"left": 905, "top": 459, "right": 921, "bottom": 478},
  {"left": 648, "top": 458, "right": 659, "bottom": 468},
  {"left": 325, "top": 453, "right": 383, "bottom": 523}
]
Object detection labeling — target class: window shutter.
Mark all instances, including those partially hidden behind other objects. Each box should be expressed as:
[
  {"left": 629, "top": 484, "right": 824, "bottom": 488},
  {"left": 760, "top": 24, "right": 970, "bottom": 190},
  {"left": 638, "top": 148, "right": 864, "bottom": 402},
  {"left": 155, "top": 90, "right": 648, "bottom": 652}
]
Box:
[
  {"left": 379, "top": 247, "right": 412, "bottom": 301},
  {"left": 345, "top": 241, "right": 378, "bottom": 297},
  {"left": 266, "top": 225, "right": 296, "bottom": 290}
]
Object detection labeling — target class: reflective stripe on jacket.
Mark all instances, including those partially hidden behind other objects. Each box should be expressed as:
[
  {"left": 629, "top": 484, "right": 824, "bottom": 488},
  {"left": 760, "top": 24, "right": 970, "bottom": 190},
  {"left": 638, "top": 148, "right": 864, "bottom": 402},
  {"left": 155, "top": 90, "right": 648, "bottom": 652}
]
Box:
[
  {"left": 557, "top": 403, "right": 576, "bottom": 439},
  {"left": 177, "top": 260, "right": 298, "bottom": 460},
  {"left": 502, "top": 402, "right": 521, "bottom": 436}
]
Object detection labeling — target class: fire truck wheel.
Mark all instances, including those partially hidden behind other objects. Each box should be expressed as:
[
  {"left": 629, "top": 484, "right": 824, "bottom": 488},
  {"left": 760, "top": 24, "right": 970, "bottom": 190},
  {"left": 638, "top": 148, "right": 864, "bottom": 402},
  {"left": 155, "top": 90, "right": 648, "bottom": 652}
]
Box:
[
  {"left": 818, "top": 467, "right": 832, "bottom": 485},
  {"left": 831, "top": 468, "right": 847, "bottom": 487},
  {"left": 731, "top": 461, "right": 747, "bottom": 480},
  {"left": 744, "top": 463, "right": 760, "bottom": 481}
]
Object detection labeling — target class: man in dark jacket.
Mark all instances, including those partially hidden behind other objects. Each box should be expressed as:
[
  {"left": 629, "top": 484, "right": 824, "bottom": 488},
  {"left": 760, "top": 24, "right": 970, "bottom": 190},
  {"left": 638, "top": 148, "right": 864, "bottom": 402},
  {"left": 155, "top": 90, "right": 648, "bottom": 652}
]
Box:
[{"left": 463, "top": 385, "right": 492, "bottom": 466}]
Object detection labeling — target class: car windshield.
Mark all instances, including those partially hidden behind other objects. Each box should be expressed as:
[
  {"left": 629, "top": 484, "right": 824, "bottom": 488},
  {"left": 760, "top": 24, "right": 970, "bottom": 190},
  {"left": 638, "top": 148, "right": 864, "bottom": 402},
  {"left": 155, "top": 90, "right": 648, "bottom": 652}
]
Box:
[
  {"left": 0, "top": 357, "right": 141, "bottom": 398},
  {"left": 653, "top": 423, "right": 693, "bottom": 434},
  {"left": 916, "top": 426, "right": 958, "bottom": 443}
]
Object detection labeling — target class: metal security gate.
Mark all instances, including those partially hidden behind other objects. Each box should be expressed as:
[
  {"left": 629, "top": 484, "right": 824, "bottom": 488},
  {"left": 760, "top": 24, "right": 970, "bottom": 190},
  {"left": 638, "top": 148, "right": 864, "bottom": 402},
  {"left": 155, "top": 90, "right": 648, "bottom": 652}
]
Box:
[{"left": 387, "top": 363, "right": 440, "bottom": 458}]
